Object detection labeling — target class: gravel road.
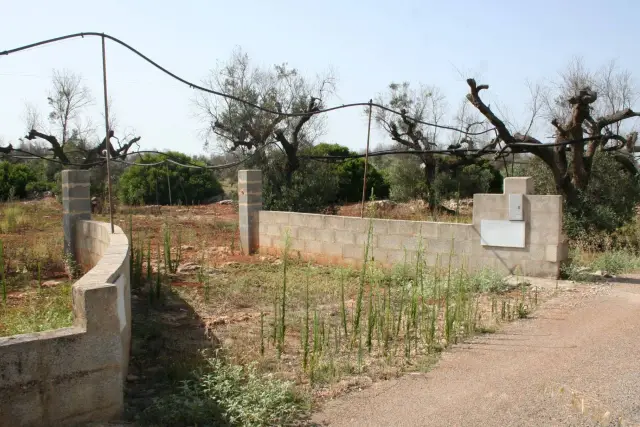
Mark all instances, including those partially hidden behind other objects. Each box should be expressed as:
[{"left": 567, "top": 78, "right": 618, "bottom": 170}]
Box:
[{"left": 312, "top": 279, "right": 640, "bottom": 427}]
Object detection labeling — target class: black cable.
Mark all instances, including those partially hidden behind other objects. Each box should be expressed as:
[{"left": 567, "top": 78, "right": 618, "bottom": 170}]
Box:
[
  {"left": 2, "top": 144, "right": 267, "bottom": 170},
  {"left": 1, "top": 32, "right": 495, "bottom": 136}
]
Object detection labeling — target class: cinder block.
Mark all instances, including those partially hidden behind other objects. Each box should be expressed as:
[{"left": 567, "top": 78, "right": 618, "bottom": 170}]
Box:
[
  {"left": 265, "top": 224, "right": 282, "bottom": 237},
  {"left": 454, "top": 241, "right": 472, "bottom": 255},
  {"left": 376, "top": 234, "right": 406, "bottom": 250},
  {"left": 43, "top": 333, "right": 121, "bottom": 378},
  {"left": 270, "top": 212, "right": 291, "bottom": 225},
  {"left": 305, "top": 240, "right": 323, "bottom": 254},
  {"left": 546, "top": 243, "right": 569, "bottom": 262},
  {"left": 503, "top": 177, "right": 534, "bottom": 194},
  {"left": 325, "top": 216, "right": 346, "bottom": 230},
  {"left": 387, "top": 219, "right": 422, "bottom": 236},
  {"left": 335, "top": 231, "right": 356, "bottom": 245},
  {"left": 343, "top": 244, "right": 365, "bottom": 260},
  {"left": 289, "top": 238, "right": 305, "bottom": 251},
  {"left": 316, "top": 229, "right": 335, "bottom": 243},
  {"left": 297, "top": 227, "right": 317, "bottom": 241},
  {"left": 322, "top": 242, "right": 343, "bottom": 257},
  {"left": 473, "top": 194, "right": 507, "bottom": 219},
  {"left": 62, "top": 169, "right": 91, "bottom": 185},
  {"left": 343, "top": 217, "right": 369, "bottom": 233},
  {"left": 355, "top": 232, "right": 377, "bottom": 247},
  {"left": 62, "top": 184, "right": 90, "bottom": 200},
  {"left": 438, "top": 223, "right": 472, "bottom": 240},
  {"left": 530, "top": 217, "right": 562, "bottom": 245},
  {"left": 425, "top": 239, "right": 455, "bottom": 255},
  {"left": 387, "top": 249, "right": 420, "bottom": 266},
  {"left": 370, "top": 247, "right": 388, "bottom": 264},
  {"left": 419, "top": 222, "right": 439, "bottom": 239},
  {"left": 46, "top": 366, "right": 123, "bottom": 424},
  {"left": 528, "top": 244, "right": 547, "bottom": 261},
  {"left": 238, "top": 169, "right": 262, "bottom": 183},
  {"left": 528, "top": 195, "right": 562, "bottom": 214},
  {"left": 258, "top": 211, "right": 274, "bottom": 222},
  {"left": 306, "top": 214, "right": 327, "bottom": 228},
  {"left": 63, "top": 198, "right": 91, "bottom": 214},
  {"left": 370, "top": 219, "right": 389, "bottom": 234}
]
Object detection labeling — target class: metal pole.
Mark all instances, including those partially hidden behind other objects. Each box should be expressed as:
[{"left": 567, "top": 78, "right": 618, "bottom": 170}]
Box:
[
  {"left": 360, "top": 99, "right": 373, "bottom": 218},
  {"left": 165, "top": 162, "right": 172, "bottom": 206},
  {"left": 101, "top": 35, "right": 115, "bottom": 233}
]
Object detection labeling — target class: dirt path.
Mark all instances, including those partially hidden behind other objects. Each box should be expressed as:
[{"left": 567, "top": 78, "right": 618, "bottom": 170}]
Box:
[{"left": 312, "top": 278, "right": 640, "bottom": 427}]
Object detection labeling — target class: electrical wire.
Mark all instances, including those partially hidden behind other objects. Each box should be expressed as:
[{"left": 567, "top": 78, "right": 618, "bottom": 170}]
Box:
[
  {"left": 1, "top": 145, "right": 267, "bottom": 170},
  {"left": 1, "top": 32, "right": 495, "bottom": 136}
]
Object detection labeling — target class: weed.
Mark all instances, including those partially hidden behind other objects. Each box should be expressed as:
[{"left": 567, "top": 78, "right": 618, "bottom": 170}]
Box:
[
  {"left": 163, "top": 224, "right": 182, "bottom": 274},
  {"left": 0, "top": 283, "right": 73, "bottom": 336},
  {"left": 0, "top": 240, "right": 5, "bottom": 305},
  {"left": 138, "top": 355, "right": 309, "bottom": 427},
  {"left": 0, "top": 205, "right": 26, "bottom": 233}
]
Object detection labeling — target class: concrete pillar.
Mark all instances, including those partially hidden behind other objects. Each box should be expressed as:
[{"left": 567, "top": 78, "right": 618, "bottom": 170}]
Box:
[
  {"left": 503, "top": 177, "right": 534, "bottom": 194},
  {"left": 62, "top": 170, "right": 91, "bottom": 261},
  {"left": 238, "top": 170, "right": 262, "bottom": 255}
]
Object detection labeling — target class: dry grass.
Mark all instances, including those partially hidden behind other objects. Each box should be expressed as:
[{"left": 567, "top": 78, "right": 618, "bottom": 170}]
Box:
[
  {"left": 338, "top": 200, "right": 473, "bottom": 223},
  {"left": 0, "top": 199, "right": 72, "bottom": 336},
  {"left": 2, "top": 198, "right": 548, "bottom": 425}
]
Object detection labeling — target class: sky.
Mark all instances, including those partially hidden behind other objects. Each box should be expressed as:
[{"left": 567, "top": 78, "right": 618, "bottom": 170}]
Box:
[{"left": 1, "top": 0, "right": 639, "bottom": 157}]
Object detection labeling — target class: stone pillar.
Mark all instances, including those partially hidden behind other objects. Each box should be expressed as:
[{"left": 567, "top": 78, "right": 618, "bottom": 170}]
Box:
[
  {"left": 62, "top": 170, "right": 91, "bottom": 260},
  {"left": 238, "top": 170, "right": 262, "bottom": 255}
]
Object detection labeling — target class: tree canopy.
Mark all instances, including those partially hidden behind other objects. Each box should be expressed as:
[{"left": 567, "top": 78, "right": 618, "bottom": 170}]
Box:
[{"left": 117, "top": 152, "right": 223, "bottom": 206}]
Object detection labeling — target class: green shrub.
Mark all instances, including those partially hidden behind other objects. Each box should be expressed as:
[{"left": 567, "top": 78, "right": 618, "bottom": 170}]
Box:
[
  {"left": 0, "top": 162, "right": 40, "bottom": 200},
  {"left": 139, "top": 357, "right": 308, "bottom": 427},
  {"left": 377, "top": 154, "right": 429, "bottom": 202},
  {"left": 304, "top": 143, "right": 390, "bottom": 203},
  {"left": 263, "top": 153, "right": 340, "bottom": 213},
  {"left": 117, "top": 152, "right": 224, "bottom": 205},
  {"left": 434, "top": 159, "right": 503, "bottom": 199}
]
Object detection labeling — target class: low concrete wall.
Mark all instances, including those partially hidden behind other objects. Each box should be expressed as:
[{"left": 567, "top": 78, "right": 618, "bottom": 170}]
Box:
[
  {"left": 244, "top": 171, "right": 568, "bottom": 278},
  {"left": 0, "top": 220, "right": 131, "bottom": 427}
]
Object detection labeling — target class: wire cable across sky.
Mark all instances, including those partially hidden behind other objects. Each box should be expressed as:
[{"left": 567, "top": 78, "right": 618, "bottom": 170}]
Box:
[{"left": 1, "top": 32, "right": 495, "bottom": 135}]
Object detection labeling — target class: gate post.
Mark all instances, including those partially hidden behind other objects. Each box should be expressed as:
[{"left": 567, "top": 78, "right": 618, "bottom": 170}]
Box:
[
  {"left": 238, "top": 170, "right": 262, "bottom": 254},
  {"left": 62, "top": 170, "right": 91, "bottom": 271}
]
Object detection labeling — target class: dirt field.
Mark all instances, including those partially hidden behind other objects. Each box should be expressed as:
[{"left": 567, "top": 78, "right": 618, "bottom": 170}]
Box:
[{"left": 1, "top": 198, "right": 556, "bottom": 424}]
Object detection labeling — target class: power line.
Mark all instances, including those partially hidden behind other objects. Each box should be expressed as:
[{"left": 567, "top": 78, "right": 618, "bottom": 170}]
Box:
[
  {"left": 1, "top": 32, "right": 495, "bottom": 136},
  {"left": 2, "top": 145, "right": 268, "bottom": 170}
]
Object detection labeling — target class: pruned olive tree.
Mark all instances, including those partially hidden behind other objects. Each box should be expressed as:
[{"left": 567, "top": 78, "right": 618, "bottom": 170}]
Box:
[
  {"left": 1, "top": 69, "right": 141, "bottom": 168},
  {"left": 466, "top": 59, "right": 639, "bottom": 206},
  {"left": 195, "top": 49, "right": 335, "bottom": 184},
  {"left": 466, "top": 58, "right": 640, "bottom": 233},
  {"left": 373, "top": 82, "right": 494, "bottom": 208}
]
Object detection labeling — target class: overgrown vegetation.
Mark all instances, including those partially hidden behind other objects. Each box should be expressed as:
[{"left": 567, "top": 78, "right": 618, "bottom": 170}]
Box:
[
  {"left": 118, "top": 152, "right": 224, "bottom": 206},
  {"left": 139, "top": 356, "right": 309, "bottom": 427}
]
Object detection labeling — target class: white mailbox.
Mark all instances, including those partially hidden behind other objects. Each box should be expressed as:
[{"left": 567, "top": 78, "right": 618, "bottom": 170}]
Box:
[{"left": 509, "top": 194, "right": 524, "bottom": 221}]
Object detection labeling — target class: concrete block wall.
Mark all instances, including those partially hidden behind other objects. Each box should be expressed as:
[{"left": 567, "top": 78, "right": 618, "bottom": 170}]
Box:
[
  {"left": 0, "top": 177, "right": 131, "bottom": 427},
  {"left": 243, "top": 170, "right": 567, "bottom": 278},
  {"left": 472, "top": 190, "right": 566, "bottom": 277},
  {"left": 259, "top": 211, "right": 475, "bottom": 269}
]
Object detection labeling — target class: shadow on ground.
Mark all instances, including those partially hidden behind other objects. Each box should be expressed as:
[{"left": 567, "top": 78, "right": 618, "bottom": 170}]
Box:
[{"left": 123, "top": 284, "right": 223, "bottom": 425}]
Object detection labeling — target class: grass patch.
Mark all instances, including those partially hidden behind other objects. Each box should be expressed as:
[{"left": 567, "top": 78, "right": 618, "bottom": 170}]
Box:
[
  {"left": 562, "top": 247, "right": 640, "bottom": 280},
  {"left": 590, "top": 250, "right": 640, "bottom": 275},
  {"left": 0, "top": 204, "right": 27, "bottom": 233},
  {"left": 0, "top": 283, "right": 73, "bottom": 336}
]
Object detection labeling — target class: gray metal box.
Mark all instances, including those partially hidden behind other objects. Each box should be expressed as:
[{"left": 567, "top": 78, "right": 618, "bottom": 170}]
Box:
[{"left": 509, "top": 194, "right": 524, "bottom": 221}]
